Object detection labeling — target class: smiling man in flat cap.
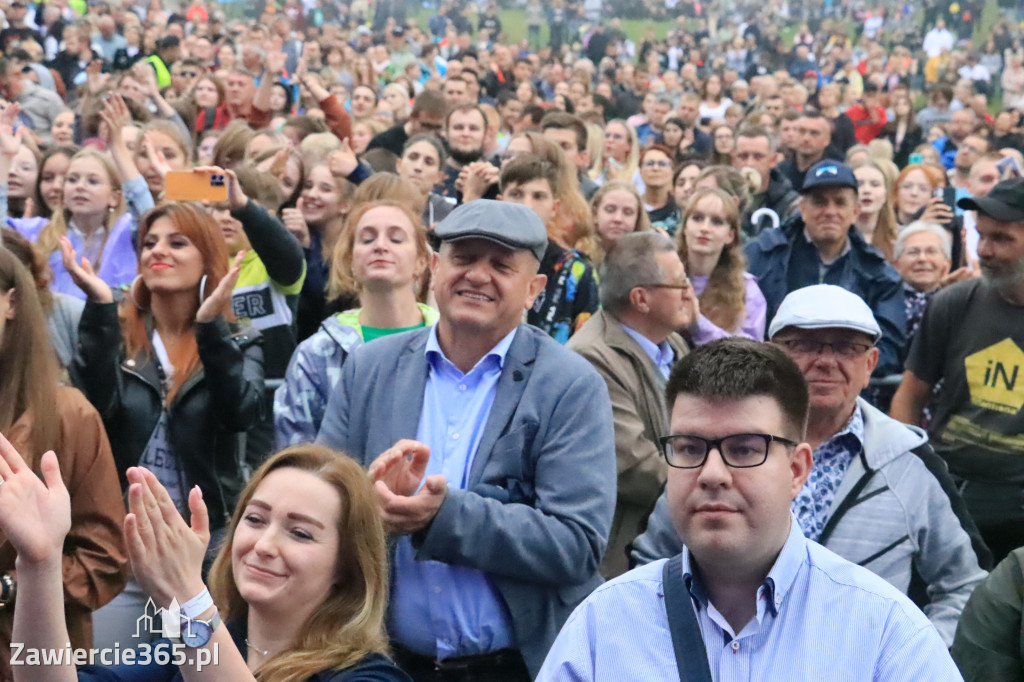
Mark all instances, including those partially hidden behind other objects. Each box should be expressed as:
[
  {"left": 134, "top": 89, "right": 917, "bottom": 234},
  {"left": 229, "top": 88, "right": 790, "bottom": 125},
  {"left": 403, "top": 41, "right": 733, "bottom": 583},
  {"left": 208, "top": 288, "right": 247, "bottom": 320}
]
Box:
[{"left": 317, "top": 200, "right": 616, "bottom": 681}]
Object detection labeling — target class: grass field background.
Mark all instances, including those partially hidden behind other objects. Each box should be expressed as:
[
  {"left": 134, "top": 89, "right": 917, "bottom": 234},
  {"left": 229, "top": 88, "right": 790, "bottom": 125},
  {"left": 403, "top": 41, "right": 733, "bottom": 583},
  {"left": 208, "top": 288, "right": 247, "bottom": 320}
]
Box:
[{"left": 407, "top": 0, "right": 1001, "bottom": 47}]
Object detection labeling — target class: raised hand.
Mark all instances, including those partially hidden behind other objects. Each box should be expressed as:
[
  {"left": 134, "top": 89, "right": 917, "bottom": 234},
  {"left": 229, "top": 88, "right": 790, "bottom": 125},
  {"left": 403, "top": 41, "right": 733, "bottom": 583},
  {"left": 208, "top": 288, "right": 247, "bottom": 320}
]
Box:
[
  {"left": 60, "top": 237, "right": 114, "bottom": 303},
  {"left": 0, "top": 102, "right": 21, "bottom": 158},
  {"left": 195, "top": 166, "right": 247, "bottom": 210},
  {"left": 919, "top": 196, "right": 954, "bottom": 225},
  {"left": 266, "top": 50, "right": 287, "bottom": 77},
  {"left": 124, "top": 467, "right": 209, "bottom": 609},
  {"left": 86, "top": 58, "right": 109, "bottom": 94},
  {"left": 142, "top": 131, "right": 172, "bottom": 180},
  {"left": 132, "top": 61, "right": 160, "bottom": 98},
  {"left": 265, "top": 147, "right": 289, "bottom": 179},
  {"left": 100, "top": 92, "right": 132, "bottom": 147},
  {"left": 195, "top": 249, "right": 244, "bottom": 323},
  {"left": 293, "top": 55, "right": 308, "bottom": 82},
  {"left": 282, "top": 198, "right": 311, "bottom": 248},
  {"left": 0, "top": 433, "right": 70, "bottom": 566},
  {"left": 328, "top": 138, "right": 358, "bottom": 178}
]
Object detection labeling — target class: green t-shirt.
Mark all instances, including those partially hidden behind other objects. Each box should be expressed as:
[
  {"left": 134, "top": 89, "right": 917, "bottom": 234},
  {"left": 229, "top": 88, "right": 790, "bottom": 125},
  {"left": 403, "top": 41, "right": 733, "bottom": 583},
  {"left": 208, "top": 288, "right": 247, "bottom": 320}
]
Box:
[{"left": 362, "top": 323, "right": 426, "bottom": 343}]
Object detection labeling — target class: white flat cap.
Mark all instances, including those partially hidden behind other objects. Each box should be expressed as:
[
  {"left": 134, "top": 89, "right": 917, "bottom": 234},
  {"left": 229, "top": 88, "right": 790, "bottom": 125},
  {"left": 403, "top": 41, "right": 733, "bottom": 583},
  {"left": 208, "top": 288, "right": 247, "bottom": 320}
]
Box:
[{"left": 768, "top": 285, "right": 882, "bottom": 341}]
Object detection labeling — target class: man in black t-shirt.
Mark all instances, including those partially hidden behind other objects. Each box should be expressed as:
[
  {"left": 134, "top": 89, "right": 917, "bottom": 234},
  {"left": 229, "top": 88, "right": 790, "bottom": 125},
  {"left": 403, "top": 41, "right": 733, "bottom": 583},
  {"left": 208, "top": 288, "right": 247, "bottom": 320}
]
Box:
[{"left": 892, "top": 177, "right": 1024, "bottom": 563}]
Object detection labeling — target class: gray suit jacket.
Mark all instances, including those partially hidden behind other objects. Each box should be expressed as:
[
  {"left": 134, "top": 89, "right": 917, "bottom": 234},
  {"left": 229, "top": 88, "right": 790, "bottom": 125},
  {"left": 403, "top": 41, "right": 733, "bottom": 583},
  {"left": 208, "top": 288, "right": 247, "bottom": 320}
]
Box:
[{"left": 317, "top": 323, "right": 617, "bottom": 676}]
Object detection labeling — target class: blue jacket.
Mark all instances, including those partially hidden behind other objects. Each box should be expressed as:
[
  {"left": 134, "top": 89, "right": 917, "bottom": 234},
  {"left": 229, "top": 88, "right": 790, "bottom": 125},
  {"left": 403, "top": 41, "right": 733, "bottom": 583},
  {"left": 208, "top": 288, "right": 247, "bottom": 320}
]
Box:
[
  {"left": 316, "top": 324, "right": 617, "bottom": 677},
  {"left": 744, "top": 217, "right": 906, "bottom": 376}
]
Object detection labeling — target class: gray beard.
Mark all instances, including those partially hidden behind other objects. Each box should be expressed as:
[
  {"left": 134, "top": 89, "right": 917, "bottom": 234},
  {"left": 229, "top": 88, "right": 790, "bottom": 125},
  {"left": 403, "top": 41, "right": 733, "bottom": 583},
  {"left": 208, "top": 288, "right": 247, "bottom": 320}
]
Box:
[{"left": 981, "top": 256, "right": 1024, "bottom": 292}]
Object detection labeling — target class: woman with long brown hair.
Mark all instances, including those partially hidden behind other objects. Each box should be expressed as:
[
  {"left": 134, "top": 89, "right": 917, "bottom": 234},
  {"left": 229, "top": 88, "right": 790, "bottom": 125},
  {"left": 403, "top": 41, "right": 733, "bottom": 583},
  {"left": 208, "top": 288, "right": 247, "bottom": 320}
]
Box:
[
  {"left": 0, "top": 247, "right": 127, "bottom": 680},
  {"left": 0, "top": 440, "right": 412, "bottom": 681},
  {"left": 852, "top": 159, "right": 899, "bottom": 261},
  {"left": 677, "top": 187, "right": 767, "bottom": 344},
  {"left": 64, "top": 202, "right": 265, "bottom": 649}
]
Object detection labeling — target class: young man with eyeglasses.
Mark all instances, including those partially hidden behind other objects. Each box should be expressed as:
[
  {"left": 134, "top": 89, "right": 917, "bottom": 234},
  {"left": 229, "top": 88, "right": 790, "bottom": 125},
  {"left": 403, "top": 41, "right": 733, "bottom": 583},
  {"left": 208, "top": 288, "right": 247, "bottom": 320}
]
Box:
[
  {"left": 538, "top": 337, "right": 964, "bottom": 681},
  {"left": 630, "top": 285, "right": 989, "bottom": 649},
  {"left": 745, "top": 160, "right": 906, "bottom": 377}
]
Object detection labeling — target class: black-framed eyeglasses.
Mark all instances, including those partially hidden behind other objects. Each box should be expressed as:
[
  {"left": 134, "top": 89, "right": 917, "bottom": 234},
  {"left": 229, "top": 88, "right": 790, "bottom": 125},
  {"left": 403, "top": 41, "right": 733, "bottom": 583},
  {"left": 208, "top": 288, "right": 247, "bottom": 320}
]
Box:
[
  {"left": 775, "top": 339, "right": 873, "bottom": 360},
  {"left": 659, "top": 433, "right": 798, "bottom": 469}
]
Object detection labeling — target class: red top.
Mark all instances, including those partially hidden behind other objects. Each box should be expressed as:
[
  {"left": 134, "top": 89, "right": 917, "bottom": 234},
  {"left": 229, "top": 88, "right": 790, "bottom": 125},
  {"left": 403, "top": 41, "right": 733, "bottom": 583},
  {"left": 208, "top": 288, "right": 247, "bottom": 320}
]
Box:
[{"left": 847, "top": 103, "right": 888, "bottom": 144}]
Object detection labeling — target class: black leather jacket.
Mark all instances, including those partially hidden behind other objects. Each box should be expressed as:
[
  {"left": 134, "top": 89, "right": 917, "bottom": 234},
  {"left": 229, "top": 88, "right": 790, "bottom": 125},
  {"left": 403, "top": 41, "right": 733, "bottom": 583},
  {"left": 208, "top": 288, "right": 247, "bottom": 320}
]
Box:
[{"left": 71, "top": 301, "right": 264, "bottom": 531}]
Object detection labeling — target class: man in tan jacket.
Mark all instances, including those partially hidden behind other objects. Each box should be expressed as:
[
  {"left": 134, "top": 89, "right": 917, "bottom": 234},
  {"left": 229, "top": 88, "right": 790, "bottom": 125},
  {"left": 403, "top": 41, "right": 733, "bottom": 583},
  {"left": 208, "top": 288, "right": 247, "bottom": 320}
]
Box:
[{"left": 568, "top": 232, "right": 695, "bottom": 576}]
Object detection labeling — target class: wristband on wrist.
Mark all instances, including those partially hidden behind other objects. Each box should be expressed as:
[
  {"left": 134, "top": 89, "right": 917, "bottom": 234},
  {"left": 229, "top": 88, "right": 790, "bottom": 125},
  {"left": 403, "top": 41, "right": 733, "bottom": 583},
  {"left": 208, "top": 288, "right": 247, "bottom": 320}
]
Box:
[{"left": 179, "top": 586, "right": 214, "bottom": 619}]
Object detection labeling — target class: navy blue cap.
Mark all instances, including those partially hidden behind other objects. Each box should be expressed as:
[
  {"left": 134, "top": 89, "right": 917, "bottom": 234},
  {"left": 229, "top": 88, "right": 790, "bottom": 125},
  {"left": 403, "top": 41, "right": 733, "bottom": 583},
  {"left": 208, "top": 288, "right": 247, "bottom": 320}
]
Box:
[{"left": 801, "top": 160, "right": 859, "bottom": 194}]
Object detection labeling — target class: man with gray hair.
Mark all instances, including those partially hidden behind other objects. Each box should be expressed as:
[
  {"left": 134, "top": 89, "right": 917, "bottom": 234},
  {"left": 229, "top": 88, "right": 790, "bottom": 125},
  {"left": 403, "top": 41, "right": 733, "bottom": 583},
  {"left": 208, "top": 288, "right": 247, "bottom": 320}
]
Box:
[{"left": 567, "top": 232, "right": 694, "bottom": 577}]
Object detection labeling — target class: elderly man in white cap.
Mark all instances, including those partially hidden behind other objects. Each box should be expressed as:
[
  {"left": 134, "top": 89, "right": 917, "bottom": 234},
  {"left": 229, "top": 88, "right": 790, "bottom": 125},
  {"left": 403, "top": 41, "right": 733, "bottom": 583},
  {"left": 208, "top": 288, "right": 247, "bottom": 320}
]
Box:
[{"left": 632, "top": 284, "right": 989, "bottom": 646}]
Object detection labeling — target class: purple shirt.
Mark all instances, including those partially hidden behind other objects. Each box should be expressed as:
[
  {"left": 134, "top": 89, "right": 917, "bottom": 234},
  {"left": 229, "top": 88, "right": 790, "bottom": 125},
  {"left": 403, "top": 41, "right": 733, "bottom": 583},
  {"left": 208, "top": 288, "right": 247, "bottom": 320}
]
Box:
[{"left": 689, "top": 272, "right": 768, "bottom": 345}]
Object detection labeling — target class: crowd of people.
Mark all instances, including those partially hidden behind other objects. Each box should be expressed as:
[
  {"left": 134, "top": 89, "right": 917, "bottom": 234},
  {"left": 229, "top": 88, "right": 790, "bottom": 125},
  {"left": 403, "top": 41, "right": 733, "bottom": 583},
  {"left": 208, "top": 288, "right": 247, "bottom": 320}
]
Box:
[{"left": 0, "top": 0, "right": 1020, "bottom": 678}]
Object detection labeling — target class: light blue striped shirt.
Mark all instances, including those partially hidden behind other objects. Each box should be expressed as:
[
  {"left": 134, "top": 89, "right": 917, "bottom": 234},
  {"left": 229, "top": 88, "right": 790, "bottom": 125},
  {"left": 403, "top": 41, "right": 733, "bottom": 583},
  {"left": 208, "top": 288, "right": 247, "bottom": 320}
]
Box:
[
  {"left": 537, "top": 516, "right": 963, "bottom": 681},
  {"left": 389, "top": 324, "right": 518, "bottom": 659}
]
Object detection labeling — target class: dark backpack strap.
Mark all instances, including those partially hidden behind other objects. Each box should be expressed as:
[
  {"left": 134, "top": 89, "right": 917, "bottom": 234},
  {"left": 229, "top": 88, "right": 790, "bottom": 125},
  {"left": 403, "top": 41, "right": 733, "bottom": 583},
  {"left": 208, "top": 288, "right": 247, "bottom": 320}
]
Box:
[{"left": 662, "top": 554, "right": 714, "bottom": 682}]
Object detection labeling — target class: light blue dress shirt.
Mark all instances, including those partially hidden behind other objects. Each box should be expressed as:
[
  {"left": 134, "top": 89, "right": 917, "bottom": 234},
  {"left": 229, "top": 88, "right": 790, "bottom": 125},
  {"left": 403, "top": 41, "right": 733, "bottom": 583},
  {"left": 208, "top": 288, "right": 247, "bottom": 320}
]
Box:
[
  {"left": 390, "top": 324, "right": 518, "bottom": 659},
  {"left": 620, "top": 324, "right": 674, "bottom": 380},
  {"left": 537, "top": 516, "right": 963, "bottom": 682}
]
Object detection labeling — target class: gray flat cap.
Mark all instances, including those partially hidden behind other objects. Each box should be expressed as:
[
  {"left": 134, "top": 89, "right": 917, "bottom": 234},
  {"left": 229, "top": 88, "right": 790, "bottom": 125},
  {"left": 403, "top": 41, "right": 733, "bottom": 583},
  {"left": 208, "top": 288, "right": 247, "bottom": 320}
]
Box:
[{"left": 434, "top": 199, "right": 548, "bottom": 261}]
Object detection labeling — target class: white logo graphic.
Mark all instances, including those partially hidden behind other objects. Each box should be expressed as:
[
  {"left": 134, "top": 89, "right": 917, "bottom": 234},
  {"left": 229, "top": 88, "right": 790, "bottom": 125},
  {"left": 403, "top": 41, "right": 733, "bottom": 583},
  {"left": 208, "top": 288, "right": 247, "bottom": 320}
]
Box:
[{"left": 134, "top": 598, "right": 181, "bottom": 639}]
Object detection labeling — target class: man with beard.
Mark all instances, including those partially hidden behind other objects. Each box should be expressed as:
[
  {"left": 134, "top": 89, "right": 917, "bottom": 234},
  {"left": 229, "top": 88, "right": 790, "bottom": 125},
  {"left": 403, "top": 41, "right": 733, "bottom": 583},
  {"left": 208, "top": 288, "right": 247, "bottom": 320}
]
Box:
[
  {"left": 892, "top": 177, "right": 1024, "bottom": 565},
  {"left": 439, "top": 103, "right": 492, "bottom": 200}
]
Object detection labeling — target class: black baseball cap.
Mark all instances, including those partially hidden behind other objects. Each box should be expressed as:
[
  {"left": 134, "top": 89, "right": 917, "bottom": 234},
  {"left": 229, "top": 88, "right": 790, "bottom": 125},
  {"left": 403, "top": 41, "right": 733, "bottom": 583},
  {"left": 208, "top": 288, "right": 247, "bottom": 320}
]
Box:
[
  {"left": 800, "top": 160, "right": 859, "bottom": 194},
  {"left": 958, "top": 177, "right": 1024, "bottom": 222}
]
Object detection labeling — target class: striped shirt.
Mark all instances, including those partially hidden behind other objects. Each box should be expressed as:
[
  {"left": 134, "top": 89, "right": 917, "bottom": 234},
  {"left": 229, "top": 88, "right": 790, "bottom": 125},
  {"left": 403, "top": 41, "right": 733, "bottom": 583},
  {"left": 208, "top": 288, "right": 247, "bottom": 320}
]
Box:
[{"left": 537, "top": 517, "right": 962, "bottom": 682}]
